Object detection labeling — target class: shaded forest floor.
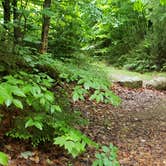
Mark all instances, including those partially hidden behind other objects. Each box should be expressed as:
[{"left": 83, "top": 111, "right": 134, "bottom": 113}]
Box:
[{"left": 0, "top": 85, "right": 166, "bottom": 166}]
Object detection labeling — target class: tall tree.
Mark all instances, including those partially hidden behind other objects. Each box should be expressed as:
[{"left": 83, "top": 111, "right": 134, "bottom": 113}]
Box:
[
  {"left": 2, "top": 0, "right": 11, "bottom": 29},
  {"left": 12, "top": 0, "right": 22, "bottom": 45},
  {"left": 40, "top": 0, "right": 51, "bottom": 54}
]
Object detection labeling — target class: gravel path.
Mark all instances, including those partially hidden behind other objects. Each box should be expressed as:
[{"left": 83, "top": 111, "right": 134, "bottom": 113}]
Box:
[
  {"left": 76, "top": 85, "right": 166, "bottom": 166},
  {"left": 1, "top": 85, "right": 166, "bottom": 165}
]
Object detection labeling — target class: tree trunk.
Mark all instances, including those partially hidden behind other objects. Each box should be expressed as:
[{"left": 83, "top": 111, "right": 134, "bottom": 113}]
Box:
[
  {"left": 2, "top": 0, "right": 11, "bottom": 28},
  {"left": 12, "top": 0, "right": 21, "bottom": 45},
  {"left": 40, "top": 0, "right": 51, "bottom": 54}
]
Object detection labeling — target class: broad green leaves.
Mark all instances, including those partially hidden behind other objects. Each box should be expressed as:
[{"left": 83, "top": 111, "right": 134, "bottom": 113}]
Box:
[
  {"left": 0, "top": 71, "right": 94, "bottom": 158},
  {"left": 33, "top": 54, "right": 120, "bottom": 105},
  {"left": 0, "top": 84, "right": 24, "bottom": 109},
  {"left": 72, "top": 86, "right": 87, "bottom": 101},
  {"left": 13, "top": 99, "right": 23, "bottom": 109},
  {"left": 0, "top": 72, "right": 58, "bottom": 112},
  {"left": 25, "top": 118, "right": 43, "bottom": 130},
  {"left": 54, "top": 129, "right": 96, "bottom": 158}
]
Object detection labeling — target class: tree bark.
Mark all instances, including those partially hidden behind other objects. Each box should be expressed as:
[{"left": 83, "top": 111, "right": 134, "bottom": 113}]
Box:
[
  {"left": 2, "top": 0, "right": 11, "bottom": 29},
  {"left": 40, "top": 0, "right": 51, "bottom": 54},
  {"left": 12, "top": 0, "right": 22, "bottom": 45}
]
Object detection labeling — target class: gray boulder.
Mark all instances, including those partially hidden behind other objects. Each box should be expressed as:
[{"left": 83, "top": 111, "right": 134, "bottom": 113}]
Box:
[
  {"left": 144, "top": 77, "right": 166, "bottom": 90},
  {"left": 110, "top": 75, "right": 143, "bottom": 88}
]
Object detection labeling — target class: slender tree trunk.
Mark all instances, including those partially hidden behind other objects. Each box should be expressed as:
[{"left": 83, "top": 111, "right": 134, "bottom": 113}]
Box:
[
  {"left": 40, "top": 0, "right": 51, "bottom": 54},
  {"left": 2, "top": 0, "right": 11, "bottom": 28},
  {"left": 22, "top": 0, "right": 29, "bottom": 39},
  {"left": 12, "top": 0, "right": 21, "bottom": 45}
]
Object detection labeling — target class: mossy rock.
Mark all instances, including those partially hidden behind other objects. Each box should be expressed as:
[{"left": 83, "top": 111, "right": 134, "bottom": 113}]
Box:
[
  {"left": 111, "top": 75, "right": 143, "bottom": 88},
  {"left": 144, "top": 77, "right": 166, "bottom": 90},
  {"left": 118, "top": 79, "right": 143, "bottom": 88}
]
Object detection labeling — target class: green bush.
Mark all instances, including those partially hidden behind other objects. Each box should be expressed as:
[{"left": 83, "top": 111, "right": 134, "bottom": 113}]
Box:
[
  {"left": 0, "top": 53, "right": 120, "bottom": 158},
  {"left": 0, "top": 71, "right": 96, "bottom": 157},
  {"left": 23, "top": 54, "right": 121, "bottom": 105},
  {"left": 0, "top": 44, "right": 121, "bottom": 158}
]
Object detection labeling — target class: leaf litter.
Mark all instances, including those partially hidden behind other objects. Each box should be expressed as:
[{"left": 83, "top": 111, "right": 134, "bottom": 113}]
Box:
[{"left": 0, "top": 84, "right": 166, "bottom": 165}]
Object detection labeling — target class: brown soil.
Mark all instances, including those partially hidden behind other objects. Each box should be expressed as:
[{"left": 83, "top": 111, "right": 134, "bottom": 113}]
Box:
[{"left": 0, "top": 85, "right": 166, "bottom": 166}]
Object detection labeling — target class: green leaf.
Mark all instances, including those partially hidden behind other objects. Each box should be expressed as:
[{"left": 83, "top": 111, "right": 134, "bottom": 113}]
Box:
[
  {"left": 83, "top": 82, "right": 90, "bottom": 90},
  {"left": 0, "top": 85, "right": 11, "bottom": 104},
  {"left": 41, "top": 8, "right": 54, "bottom": 17},
  {"left": 40, "top": 98, "right": 45, "bottom": 105},
  {"left": 13, "top": 99, "right": 23, "bottom": 109},
  {"left": 25, "top": 118, "right": 34, "bottom": 128},
  {"left": 0, "top": 152, "right": 8, "bottom": 166},
  {"left": 95, "top": 153, "right": 101, "bottom": 159},
  {"left": 25, "top": 119, "right": 43, "bottom": 130},
  {"left": 50, "top": 105, "right": 62, "bottom": 113},
  {"left": 72, "top": 92, "right": 79, "bottom": 102},
  {"left": 5, "top": 99, "right": 12, "bottom": 107},
  {"left": 22, "top": 85, "right": 32, "bottom": 94},
  {"left": 31, "top": 86, "right": 41, "bottom": 96},
  {"left": 160, "top": 0, "right": 166, "bottom": 5},
  {"left": 4, "top": 75, "right": 24, "bottom": 85},
  {"left": 55, "top": 105, "right": 61, "bottom": 112},
  {"left": 92, "top": 160, "right": 100, "bottom": 166},
  {"left": 34, "top": 122, "right": 43, "bottom": 130},
  {"left": 102, "top": 146, "right": 109, "bottom": 153},
  {"left": 54, "top": 136, "right": 66, "bottom": 147},
  {"left": 12, "top": 87, "right": 26, "bottom": 97},
  {"left": 103, "top": 158, "right": 111, "bottom": 165},
  {"left": 0, "top": 96, "right": 4, "bottom": 105},
  {"left": 44, "top": 92, "right": 54, "bottom": 102},
  {"left": 64, "top": 141, "right": 75, "bottom": 154}
]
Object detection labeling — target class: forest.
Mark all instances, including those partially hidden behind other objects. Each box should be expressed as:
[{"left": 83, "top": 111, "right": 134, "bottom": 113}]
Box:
[{"left": 0, "top": 0, "right": 166, "bottom": 165}]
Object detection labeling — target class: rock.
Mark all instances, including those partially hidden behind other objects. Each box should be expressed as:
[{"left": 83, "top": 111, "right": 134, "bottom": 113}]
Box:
[
  {"left": 144, "top": 77, "right": 166, "bottom": 90},
  {"left": 117, "top": 78, "right": 143, "bottom": 88},
  {"left": 110, "top": 75, "right": 143, "bottom": 88}
]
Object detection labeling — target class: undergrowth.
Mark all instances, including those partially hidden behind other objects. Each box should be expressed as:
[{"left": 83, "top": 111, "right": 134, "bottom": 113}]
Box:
[
  {"left": 23, "top": 53, "right": 121, "bottom": 105},
  {"left": 0, "top": 71, "right": 95, "bottom": 157},
  {"left": 0, "top": 52, "right": 120, "bottom": 158}
]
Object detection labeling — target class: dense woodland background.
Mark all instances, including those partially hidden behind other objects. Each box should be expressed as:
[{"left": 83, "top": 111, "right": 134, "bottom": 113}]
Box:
[
  {"left": 1, "top": 0, "right": 166, "bottom": 71},
  {"left": 0, "top": 0, "right": 166, "bottom": 165}
]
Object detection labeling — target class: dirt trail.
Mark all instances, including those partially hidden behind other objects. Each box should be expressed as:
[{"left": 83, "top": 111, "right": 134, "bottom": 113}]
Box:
[
  {"left": 1, "top": 85, "right": 166, "bottom": 166},
  {"left": 76, "top": 85, "right": 166, "bottom": 166},
  {"left": 113, "top": 86, "right": 166, "bottom": 166}
]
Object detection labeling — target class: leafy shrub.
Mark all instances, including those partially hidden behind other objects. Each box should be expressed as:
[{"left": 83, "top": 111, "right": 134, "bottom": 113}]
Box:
[
  {"left": 0, "top": 53, "right": 120, "bottom": 158},
  {"left": 54, "top": 127, "right": 96, "bottom": 158},
  {"left": 23, "top": 53, "right": 121, "bottom": 106},
  {"left": 93, "top": 144, "right": 120, "bottom": 166},
  {"left": 118, "top": 38, "right": 155, "bottom": 72},
  {"left": 119, "top": 20, "right": 166, "bottom": 72},
  {"left": 0, "top": 71, "right": 95, "bottom": 157}
]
